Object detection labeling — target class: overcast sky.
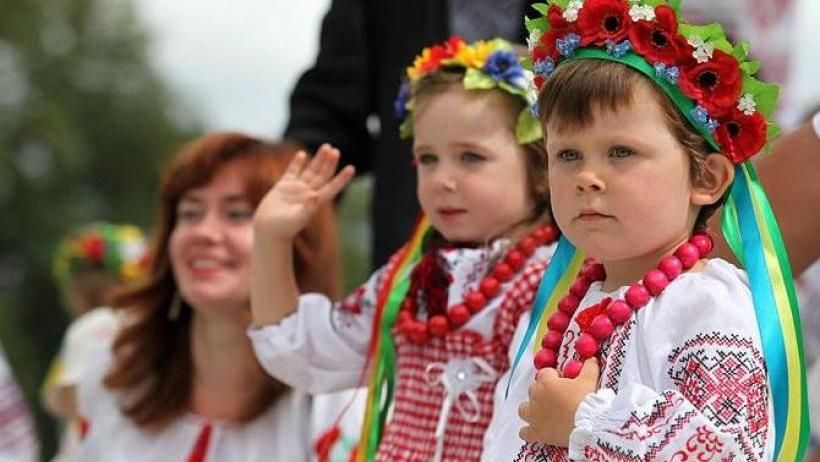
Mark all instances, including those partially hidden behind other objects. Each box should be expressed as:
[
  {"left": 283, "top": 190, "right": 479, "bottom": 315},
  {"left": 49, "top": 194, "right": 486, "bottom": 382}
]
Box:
[{"left": 132, "top": 0, "right": 819, "bottom": 137}]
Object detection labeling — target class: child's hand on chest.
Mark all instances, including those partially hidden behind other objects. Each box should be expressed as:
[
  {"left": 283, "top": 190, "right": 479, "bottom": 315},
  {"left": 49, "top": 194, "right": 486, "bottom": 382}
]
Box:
[{"left": 517, "top": 358, "right": 600, "bottom": 448}]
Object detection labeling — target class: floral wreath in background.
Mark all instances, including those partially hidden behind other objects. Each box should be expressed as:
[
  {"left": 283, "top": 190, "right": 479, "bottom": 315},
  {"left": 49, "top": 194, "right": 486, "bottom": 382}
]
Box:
[
  {"left": 53, "top": 221, "right": 148, "bottom": 288},
  {"left": 394, "top": 36, "right": 543, "bottom": 144}
]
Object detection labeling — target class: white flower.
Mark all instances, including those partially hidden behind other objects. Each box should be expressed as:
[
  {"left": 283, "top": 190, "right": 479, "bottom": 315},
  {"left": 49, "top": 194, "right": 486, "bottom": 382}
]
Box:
[
  {"left": 527, "top": 29, "right": 543, "bottom": 53},
  {"left": 629, "top": 4, "right": 655, "bottom": 22},
  {"left": 562, "top": 0, "right": 584, "bottom": 22},
  {"left": 737, "top": 93, "right": 757, "bottom": 115},
  {"left": 687, "top": 35, "right": 715, "bottom": 63}
]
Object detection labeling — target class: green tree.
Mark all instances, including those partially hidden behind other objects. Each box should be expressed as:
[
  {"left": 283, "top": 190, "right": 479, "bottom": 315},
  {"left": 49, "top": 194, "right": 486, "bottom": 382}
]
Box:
[{"left": 0, "top": 0, "right": 198, "bottom": 457}]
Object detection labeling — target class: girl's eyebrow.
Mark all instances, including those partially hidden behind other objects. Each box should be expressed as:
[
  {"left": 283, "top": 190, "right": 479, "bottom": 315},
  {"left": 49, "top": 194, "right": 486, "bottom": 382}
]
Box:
[
  {"left": 452, "top": 140, "right": 488, "bottom": 151},
  {"left": 412, "top": 144, "right": 434, "bottom": 154},
  {"left": 179, "top": 195, "right": 202, "bottom": 204},
  {"left": 222, "top": 195, "right": 249, "bottom": 204}
]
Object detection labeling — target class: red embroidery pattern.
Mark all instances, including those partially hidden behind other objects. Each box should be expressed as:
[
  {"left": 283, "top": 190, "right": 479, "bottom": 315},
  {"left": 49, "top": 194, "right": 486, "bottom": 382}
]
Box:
[
  {"left": 600, "top": 318, "right": 635, "bottom": 391},
  {"left": 667, "top": 333, "right": 768, "bottom": 460},
  {"left": 375, "top": 259, "right": 547, "bottom": 461},
  {"left": 514, "top": 328, "right": 768, "bottom": 461},
  {"left": 670, "top": 426, "right": 725, "bottom": 461}
]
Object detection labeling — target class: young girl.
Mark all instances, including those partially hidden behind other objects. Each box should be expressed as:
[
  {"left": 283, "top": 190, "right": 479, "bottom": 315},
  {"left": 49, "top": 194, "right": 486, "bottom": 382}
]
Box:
[
  {"left": 250, "top": 37, "right": 557, "bottom": 461},
  {"left": 504, "top": 1, "right": 809, "bottom": 461},
  {"left": 43, "top": 222, "right": 147, "bottom": 460}
]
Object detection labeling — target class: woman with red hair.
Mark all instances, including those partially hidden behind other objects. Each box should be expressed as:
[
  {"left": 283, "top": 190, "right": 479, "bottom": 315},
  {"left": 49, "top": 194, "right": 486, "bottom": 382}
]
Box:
[{"left": 72, "top": 133, "right": 342, "bottom": 461}]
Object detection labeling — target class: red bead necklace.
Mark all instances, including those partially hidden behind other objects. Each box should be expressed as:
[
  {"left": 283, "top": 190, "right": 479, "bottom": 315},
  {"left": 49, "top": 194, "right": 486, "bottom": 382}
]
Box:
[
  {"left": 533, "top": 232, "right": 714, "bottom": 378},
  {"left": 397, "top": 224, "right": 560, "bottom": 344}
]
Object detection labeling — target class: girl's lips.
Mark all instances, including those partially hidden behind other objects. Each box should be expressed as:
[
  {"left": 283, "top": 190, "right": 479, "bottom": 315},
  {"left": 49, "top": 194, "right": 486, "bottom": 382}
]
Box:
[
  {"left": 576, "top": 211, "right": 613, "bottom": 221},
  {"left": 438, "top": 208, "right": 467, "bottom": 216}
]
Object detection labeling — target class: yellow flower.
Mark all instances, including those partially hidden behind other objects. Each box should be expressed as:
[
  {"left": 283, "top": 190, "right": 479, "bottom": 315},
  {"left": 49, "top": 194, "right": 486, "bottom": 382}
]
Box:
[
  {"left": 407, "top": 48, "right": 433, "bottom": 81},
  {"left": 121, "top": 261, "right": 143, "bottom": 281},
  {"left": 454, "top": 41, "right": 494, "bottom": 69}
]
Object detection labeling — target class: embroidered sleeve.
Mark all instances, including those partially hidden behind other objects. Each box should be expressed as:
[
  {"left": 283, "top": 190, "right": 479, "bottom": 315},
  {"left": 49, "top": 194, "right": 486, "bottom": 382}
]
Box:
[
  {"left": 569, "top": 331, "right": 770, "bottom": 461},
  {"left": 249, "top": 254, "right": 402, "bottom": 393}
]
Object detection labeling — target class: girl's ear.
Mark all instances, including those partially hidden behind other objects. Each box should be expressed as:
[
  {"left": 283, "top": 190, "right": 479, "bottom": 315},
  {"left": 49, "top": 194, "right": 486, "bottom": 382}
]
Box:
[{"left": 691, "top": 153, "right": 735, "bottom": 206}]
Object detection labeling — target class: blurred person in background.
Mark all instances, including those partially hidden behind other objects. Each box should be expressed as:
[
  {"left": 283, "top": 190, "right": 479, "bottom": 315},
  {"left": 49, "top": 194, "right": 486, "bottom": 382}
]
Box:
[
  {"left": 42, "top": 221, "right": 148, "bottom": 460},
  {"left": 792, "top": 104, "right": 820, "bottom": 462},
  {"left": 71, "top": 133, "right": 342, "bottom": 461},
  {"left": 0, "top": 342, "right": 39, "bottom": 462}
]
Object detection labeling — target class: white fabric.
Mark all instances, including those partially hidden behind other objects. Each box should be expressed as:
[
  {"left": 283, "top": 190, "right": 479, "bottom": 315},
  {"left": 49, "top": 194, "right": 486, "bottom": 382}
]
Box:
[
  {"left": 813, "top": 110, "right": 820, "bottom": 139},
  {"left": 72, "top": 345, "right": 314, "bottom": 462},
  {"left": 59, "top": 307, "right": 120, "bottom": 385},
  {"left": 493, "top": 258, "right": 775, "bottom": 460},
  {"left": 0, "top": 343, "right": 39, "bottom": 462},
  {"left": 249, "top": 241, "right": 556, "bottom": 462},
  {"left": 809, "top": 362, "right": 820, "bottom": 444}
]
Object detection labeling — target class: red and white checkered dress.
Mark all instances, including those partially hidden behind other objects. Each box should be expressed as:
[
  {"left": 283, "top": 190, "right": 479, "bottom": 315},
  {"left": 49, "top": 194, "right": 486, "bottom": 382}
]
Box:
[
  {"left": 375, "top": 250, "right": 547, "bottom": 461},
  {"left": 250, "top": 240, "right": 555, "bottom": 462}
]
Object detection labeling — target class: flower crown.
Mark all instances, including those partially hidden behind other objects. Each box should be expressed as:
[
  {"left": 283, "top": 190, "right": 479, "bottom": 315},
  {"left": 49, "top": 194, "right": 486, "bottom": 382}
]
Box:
[
  {"left": 53, "top": 222, "right": 148, "bottom": 288},
  {"left": 395, "top": 36, "right": 542, "bottom": 144},
  {"left": 526, "top": 0, "right": 780, "bottom": 164}
]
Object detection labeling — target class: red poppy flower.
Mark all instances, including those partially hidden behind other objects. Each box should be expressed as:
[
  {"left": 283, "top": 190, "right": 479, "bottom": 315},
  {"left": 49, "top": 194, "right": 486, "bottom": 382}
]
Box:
[
  {"left": 715, "top": 107, "right": 767, "bottom": 164},
  {"left": 534, "top": 74, "right": 545, "bottom": 89},
  {"left": 628, "top": 5, "right": 688, "bottom": 65},
  {"left": 548, "top": 4, "right": 571, "bottom": 30},
  {"left": 576, "top": 0, "right": 631, "bottom": 46},
  {"left": 83, "top": 235, "right": 105, "bottom": 263},
  {"left": 534, "top": 6, "right": 578, "bottom": 61},
  {"left": 679, "top": 50, "right": 742, "bottom": 117}
]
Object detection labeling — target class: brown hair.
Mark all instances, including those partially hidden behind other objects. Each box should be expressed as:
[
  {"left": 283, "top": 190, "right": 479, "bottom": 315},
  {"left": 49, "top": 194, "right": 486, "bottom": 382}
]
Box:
[
  {"left": 536, "top": 59, "right": 722, "bottom": 231},
  {"left": 103, "top": 133, "right": 341, "bottom": 429},
  {"left": 64, "top": 271, "right": 120, "bottom": 317},
  {"left": 412, "top": 70, "right": 552, "bottom": 225}
]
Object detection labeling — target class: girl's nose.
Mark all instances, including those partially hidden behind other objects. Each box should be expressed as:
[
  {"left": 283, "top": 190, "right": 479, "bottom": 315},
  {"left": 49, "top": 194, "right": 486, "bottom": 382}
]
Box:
[{"left": 575, "top": 169, "right": 606, "bottom": 193}]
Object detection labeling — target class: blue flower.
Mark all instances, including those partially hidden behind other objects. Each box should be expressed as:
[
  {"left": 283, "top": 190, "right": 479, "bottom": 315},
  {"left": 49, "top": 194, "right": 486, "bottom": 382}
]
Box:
[
  {"left": 556, "top": 33, "right": 581, "bottom": 58},
  {"left": 529, "top": 102, "right": 540, "bottom": 119},
  {"left": 605, "top": 40, "right": 632, "bottom": 58},
  {"left": 533, "top": 58, "right": 555, "bottom": 77},
  {"left": 483, "top": 50, "right": 525, "bottom": 85},
  {"left": 690, "top": 105, "right": 719, "bottom": 132},
  {"left": 393, "top": 82, "right": 411, "bottom": 120},
  {"left": 653, "top": 62, "right": 680, "bottom": 84}
]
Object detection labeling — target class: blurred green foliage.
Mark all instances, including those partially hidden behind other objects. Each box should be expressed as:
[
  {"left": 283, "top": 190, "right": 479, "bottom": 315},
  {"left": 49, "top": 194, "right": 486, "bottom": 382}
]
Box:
[{"left": 0, "top": 0, "right": 197, "bottom": 457}]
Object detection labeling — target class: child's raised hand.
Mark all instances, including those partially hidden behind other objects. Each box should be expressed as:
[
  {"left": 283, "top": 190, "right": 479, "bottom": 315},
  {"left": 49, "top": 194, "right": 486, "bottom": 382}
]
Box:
[
  {"left": 254, "top": 144, "right": 355, "bottom": 240},
  {"left": 518, "top": 358, "right": 600, "bottom": 447}
]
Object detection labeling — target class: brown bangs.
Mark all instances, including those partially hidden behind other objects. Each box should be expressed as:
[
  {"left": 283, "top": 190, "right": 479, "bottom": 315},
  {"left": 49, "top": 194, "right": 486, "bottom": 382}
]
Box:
[{"left": 537, "top": 59, "right": 647, "bottom": 133}]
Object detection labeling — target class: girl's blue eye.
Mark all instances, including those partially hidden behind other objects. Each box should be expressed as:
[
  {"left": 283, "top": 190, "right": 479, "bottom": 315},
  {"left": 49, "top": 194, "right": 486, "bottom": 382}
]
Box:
[
  {"left": 610, "top": 146, "right": 634, "bottom": 158},
  {"left": 417, "top": 153, "right": 437, "bottom": 165},
  {"left": 461, "top": 151, "right": 485, "bottom": 163},
  {"left": 557, "top": 150, "right": 580, "bottom": 162}
]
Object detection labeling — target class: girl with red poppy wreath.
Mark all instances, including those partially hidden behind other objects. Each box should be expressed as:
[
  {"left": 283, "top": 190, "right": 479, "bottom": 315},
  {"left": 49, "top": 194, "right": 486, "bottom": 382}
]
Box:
[
  {"left": 250, "top": 37, "right": 562, "bottom": 462},
  {"left": 494, "top": 1, "right": 810, "bottom": 461}
]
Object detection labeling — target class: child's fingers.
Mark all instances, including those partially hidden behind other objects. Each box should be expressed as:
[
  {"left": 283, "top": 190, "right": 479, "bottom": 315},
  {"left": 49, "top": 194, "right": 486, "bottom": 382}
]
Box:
[
  {"left": 535, "top": 367, "right": 559, "bottom": 383},
  {"left": 313, "top": 146, "right": 342, "bottom": 185},
  {"left": 576, "top": 358, "right": 600, "bottom": 384},
  {"left": 519, "top": 424, "right": 538, "bottom": 443},
  {"left": 282, "top": 151, "right": 308, "bottom": 180},
  {"left": 317, "top": 165, "right": 356, "bottom": 203},
  {"left": 518, "top": 400, "right": 533, "bottom": 423},
  {"left": 300, "top": 144, "right": 333, "bottom": 187}
]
